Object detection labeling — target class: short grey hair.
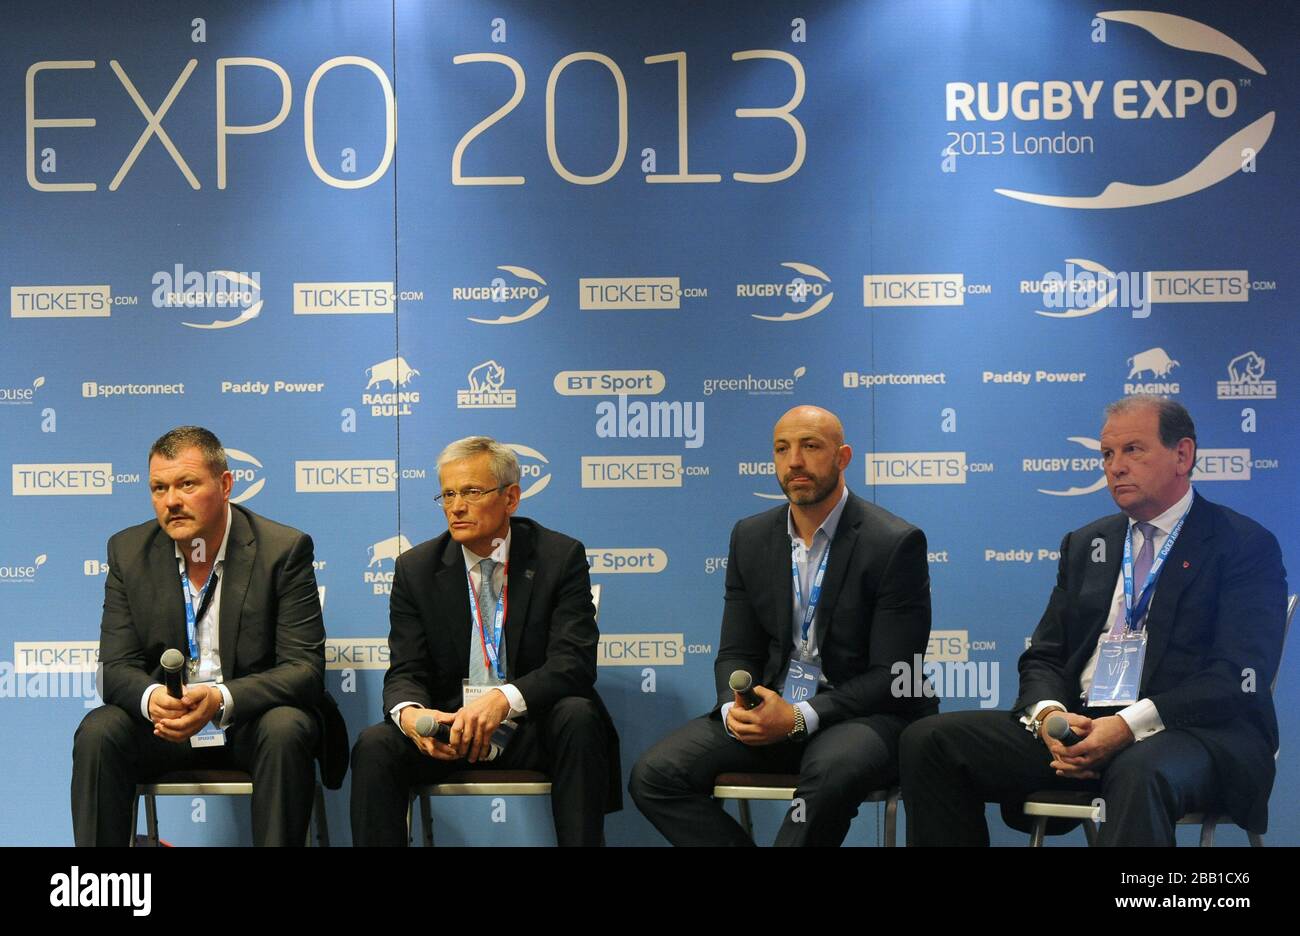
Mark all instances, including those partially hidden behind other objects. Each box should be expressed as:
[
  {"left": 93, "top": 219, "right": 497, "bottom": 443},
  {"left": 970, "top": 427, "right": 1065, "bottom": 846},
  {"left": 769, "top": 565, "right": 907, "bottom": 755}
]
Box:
[
  {"left": 435, "top": 436, "right": 521, "bottom": 487},
  {"left": 149, "top": 426, "right": 228, "bottom": 478},
  {"left": 1104, "top": 395, "right": 1197, "bottom": 477}
]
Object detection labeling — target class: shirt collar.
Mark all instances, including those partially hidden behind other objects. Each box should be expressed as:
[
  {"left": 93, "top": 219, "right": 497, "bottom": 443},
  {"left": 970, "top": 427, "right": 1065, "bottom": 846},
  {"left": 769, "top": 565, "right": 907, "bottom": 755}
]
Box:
[
  {"left": 174, "top": 503, "right": 233, "bottom": 568},
  {"left": 787, "top": 485, "right": 850, "bottom": 546},
  {"left": 1128, "top": 485, "right": 1194, "bottom": 536},
  {"left": 462, "top": 526, "right": 511, "bottom": 571}
]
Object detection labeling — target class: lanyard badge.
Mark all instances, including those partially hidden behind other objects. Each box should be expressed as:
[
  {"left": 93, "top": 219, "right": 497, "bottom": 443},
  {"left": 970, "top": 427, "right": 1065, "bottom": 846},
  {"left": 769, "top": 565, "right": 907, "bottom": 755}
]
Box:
[{"left": 180, "top": 566, "right": 218, "bottom": 677}]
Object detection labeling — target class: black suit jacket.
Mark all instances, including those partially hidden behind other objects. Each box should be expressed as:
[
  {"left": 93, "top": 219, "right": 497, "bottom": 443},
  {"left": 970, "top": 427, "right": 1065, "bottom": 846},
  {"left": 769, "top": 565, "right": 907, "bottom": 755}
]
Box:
[
  {"left": 382, "top": 516, "right": 621, "bottom": 809},
  {"left": 712, "top": 491, "right": 937, "bottom": 727},
  {"left": 99, "top": 504, "right": 326, "bottom": 726},
  {"left": 1015, "top": 492, "right": 1287, "bottom": 832}
]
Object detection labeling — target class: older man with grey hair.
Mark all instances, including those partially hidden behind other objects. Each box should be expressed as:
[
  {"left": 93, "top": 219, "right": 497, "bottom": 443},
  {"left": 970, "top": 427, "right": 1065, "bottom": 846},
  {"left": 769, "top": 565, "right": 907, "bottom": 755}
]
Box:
[
  {"left": 902, "top": 396, "right": 1288, "bottom": 845},
  {"left": 350, "top": 436, "right": 620, "bottom": 845}
]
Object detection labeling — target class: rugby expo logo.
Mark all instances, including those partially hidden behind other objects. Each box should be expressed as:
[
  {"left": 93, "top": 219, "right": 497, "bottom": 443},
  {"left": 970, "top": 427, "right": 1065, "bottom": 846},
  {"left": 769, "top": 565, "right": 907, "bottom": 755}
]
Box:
[
  {"left": 1025, "top": 259, "right": 1256, "bottom": 320},
  {"left": 453, "top": 266, "right": 549, "bottom": 324},
  {"left": 947, "top": 10, "right": 1273, "bottom": 208},
  {"left": 1, "top": 376, "right": 44, "bottom": 405},
  {"left": 458, "top": 360, "right": 516, "bottom": 409},
  {"left": 743, "top": 458, "right": 784, "bottom": 501},
  {"left": 362, "top": 356, "right": 420, "bottom": 417},
  {"left": 740, "top": 262, "right": 834, "bottom": 322},
  {"left": 151, "top": 265, "right": 262, "bottom": 329},
  {"left": 1027, "top": 436, "right": 1256, "bottom": 495},
  {"left": 224, "top": 448, "right": 264, "bottom": 503},
  {"left": 506, "top": 444, "right": 551, "bottom": 498},
  {"left": 1217, "top": 350, "right": 1276, "bottom": 399}
]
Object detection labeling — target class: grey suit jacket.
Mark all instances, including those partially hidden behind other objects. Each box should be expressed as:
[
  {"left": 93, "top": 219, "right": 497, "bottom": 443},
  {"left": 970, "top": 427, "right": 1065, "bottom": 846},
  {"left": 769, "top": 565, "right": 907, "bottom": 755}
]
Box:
[{"left": 98, "top": 504, "right": 325, "bottom": 725}]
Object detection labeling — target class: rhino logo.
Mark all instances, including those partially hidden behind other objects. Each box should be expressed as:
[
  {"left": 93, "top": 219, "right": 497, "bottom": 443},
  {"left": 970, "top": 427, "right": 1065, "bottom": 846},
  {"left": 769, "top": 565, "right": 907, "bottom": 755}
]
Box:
[
  {"left": 365, "top": 357, "right": 420, "bottom": 389},
  {"left": 367, "top": 534, "right": 412, "bottom": 568},
  {"left": 1227, "top": 351, "right": 1266, "bottom": 383},
  {"left": 467, "top": 360, "right": 506, "bottom": 393},
  {"left": 1127, "top": 348, "right": 1180, "bottom": 379}
]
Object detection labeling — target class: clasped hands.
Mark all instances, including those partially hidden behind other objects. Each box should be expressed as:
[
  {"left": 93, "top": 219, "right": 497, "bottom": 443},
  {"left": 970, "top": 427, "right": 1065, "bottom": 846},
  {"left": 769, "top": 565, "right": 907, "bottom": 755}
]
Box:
[{"left": 401, "top": 689, "right": 512, "bottom": 763}]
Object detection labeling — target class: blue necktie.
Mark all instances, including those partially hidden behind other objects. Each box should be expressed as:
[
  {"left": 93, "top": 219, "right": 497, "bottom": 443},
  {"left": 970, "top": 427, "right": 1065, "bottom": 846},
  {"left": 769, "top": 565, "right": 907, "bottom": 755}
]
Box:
[{"left": 468, "top": 558, "right": 504, "bottom": 685}]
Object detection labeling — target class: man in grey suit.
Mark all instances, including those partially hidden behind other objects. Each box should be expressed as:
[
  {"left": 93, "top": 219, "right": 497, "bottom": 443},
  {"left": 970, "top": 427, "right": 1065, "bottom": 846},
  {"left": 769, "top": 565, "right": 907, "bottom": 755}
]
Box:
[
  {"left": 630, "top": 406, "right": 936, "bottom": 846},
  {"left": 71, "top": 426, "right": 325, "bottom": 846}
]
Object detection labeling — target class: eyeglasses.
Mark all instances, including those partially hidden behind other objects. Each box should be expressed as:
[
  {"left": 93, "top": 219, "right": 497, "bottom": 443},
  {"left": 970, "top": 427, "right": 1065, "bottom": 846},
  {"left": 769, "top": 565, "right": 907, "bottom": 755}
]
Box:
[{"left": 435, "top": 484, "right": 507, "bottom": 506}]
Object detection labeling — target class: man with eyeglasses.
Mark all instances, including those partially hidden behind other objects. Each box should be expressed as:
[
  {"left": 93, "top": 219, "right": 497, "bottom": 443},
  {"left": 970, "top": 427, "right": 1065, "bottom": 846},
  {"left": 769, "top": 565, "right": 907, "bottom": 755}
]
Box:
[{"left": 350, "top": 436, "right": 620, "bottom": 845}]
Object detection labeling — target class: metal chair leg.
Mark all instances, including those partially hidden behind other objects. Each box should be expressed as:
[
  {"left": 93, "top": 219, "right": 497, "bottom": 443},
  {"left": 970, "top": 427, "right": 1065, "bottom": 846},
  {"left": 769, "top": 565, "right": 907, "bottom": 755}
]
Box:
[
  {"left": 420, "top": 793, "right": 434, "bottom": 846},
  {"left": 1029, "top": 816, "right": 1046, "bottom": 847},
  {"left": 885, "top": 793, "right": 898, "bottom": 847},
  {"left": 1083, "top": 820, "right": 1098, "bottom": 846},
  {"left": 144, "top": 794, "right": 159, "bottom": 847},
  {"left": 1199, "top": 816, "right": 1217, "bottom": 847},
  {"left": 311, "top": 782, "right": 330, "bottom": 847},
  {"left": 1248, "top": 831, "right": 1263, "bottom": 847},
  {"left": 129, "top": 793, "right": 140, "bottom": 847},
  {"left": 737, "top": 800, "right": 754, "bottom": 841}
]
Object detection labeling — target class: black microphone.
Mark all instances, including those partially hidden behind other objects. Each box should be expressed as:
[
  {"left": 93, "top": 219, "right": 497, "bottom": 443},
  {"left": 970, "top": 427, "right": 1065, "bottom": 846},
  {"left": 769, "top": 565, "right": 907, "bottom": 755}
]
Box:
[
  {"left": 729, "top": 670, "right": 762, "bottom": 709},
  {"left": 1046, "top": 713, "right": 1082, "bottom": 746},
  {"left": 160, "top": 648, "right": 186, "bottom": 699},
  {"left": 415, "top": 713, "right": 452, "bottom": 744}
]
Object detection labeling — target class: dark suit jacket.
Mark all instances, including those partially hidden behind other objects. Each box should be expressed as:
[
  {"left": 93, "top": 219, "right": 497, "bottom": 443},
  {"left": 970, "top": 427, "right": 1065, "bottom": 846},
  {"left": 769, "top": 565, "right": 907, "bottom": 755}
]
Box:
[
  {"left": 99, "top": 504, "right": 326, "bottom": 730},
  {"left": 712, "top": 491, "right": 937, "bottom": 727},
  {"left": 1015, "top": 492, "right": 1287, "bottom": 833},
  {"left": 382, "top": 516, "right": 621, "bottom": 809}
]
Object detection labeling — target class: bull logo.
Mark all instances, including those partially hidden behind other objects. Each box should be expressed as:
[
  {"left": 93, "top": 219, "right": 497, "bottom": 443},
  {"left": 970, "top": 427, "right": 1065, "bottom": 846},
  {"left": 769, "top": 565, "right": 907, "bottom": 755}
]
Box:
[
  {"left": 1227, "top": 350, "right": 1266, "bottom": 383},
  {"left": 467, "top": 360, "right": 506, "bottom": 393},
  {"left": 367, "top": 534, "right": 412, "bottom": 568},
  {"left": 365, "top": 357, "right": 420, "bottom": 389},
  {"left": 1127, "top": 348, "right": 1180, "bottom": 379}
]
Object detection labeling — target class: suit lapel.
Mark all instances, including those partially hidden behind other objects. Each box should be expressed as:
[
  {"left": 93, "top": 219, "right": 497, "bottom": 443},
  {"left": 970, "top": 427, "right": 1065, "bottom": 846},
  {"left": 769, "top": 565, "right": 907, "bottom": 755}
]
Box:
[
  {"left": 771, "top": 509, "right": 794, "bottom": 656},
  {"left": 150, "top": 532, "right": 188, "bottom": 653},
  {"left": 436, "top": 537, "right": 474, "bottom": 679},
  {"left": 218, "top": 507, "right": 256, "bottom": 676},
  {"left": 814, "top": 495, "right": 864, "bottom": 649},
  {"left": 1068, "top": 517, "right": 1127, "bottom": 678},
  {"left": 504, "top": 520, "right": 536, "bottom": 680},
  {"left": 1140, "top": 493, "right": 1211, "bottom": 692}
]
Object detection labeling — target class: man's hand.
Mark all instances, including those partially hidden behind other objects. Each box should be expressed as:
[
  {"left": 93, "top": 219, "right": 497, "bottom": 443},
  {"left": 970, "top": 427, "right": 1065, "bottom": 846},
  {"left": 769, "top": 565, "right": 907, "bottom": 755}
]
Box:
[
  {"left": 152, "top": 684, "right": 222, "bottom": 743},
  {"left": 726, "top": 685, "right": 797, "bottom": 746},
  {"left": 399, "top": 706, "right": 459, "bottom": 761},
  {"left": 450, "top": 690, "right": 511, "bottom": 763},
  {"left": 1044, "top": 713, "right": 1134, "bottom": 779}
]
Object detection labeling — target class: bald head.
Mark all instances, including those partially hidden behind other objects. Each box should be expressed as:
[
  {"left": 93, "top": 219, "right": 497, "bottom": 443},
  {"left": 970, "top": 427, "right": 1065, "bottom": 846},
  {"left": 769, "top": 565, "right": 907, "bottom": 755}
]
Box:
[
  {"left": 772, "top": 406, "right": 851, "bottom": 508},
  {"left": 774, "top": 406, "right": 845, "bottom": 447}
]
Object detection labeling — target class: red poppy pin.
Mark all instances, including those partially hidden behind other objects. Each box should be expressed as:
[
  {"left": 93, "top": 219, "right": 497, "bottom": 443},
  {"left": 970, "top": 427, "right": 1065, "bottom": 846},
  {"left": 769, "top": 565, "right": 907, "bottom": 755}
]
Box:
[{"left": 1182, "top": 561, "right": 1190, "bottom": 568}]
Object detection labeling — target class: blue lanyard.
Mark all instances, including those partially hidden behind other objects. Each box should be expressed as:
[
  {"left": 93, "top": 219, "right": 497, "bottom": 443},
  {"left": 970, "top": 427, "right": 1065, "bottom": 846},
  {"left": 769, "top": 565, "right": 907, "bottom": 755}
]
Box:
[
  {"left": 466, "top": 562, "right": 508, "bottom": 680},
  {"left": 180, "top": 565, "right": 218, "bottom": 669},
  {"left": 1121, "top": 508, "right": 1189, "bottom": 633},
  {"left": 791, "top": 540, "right": 830, "bottom": 651}
]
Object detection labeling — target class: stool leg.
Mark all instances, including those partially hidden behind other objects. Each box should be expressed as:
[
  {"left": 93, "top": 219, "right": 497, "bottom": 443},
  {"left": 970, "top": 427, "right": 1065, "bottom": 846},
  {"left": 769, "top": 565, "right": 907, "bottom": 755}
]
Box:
[
  {"left": 1199, "top": 817, "right": 1217, "bottom": 847},
  {"left": 1028, "top": 816, "right": 1046, "bottom": 847},
  {"left": 129, "top": 791, "right": 140, "bottom": 847},
  {"left": 885, "top": 793, "right": 898, "bottom": 847},
  {"left": 1083, "top": 820, "right": 1098, "bottom": 846}
]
